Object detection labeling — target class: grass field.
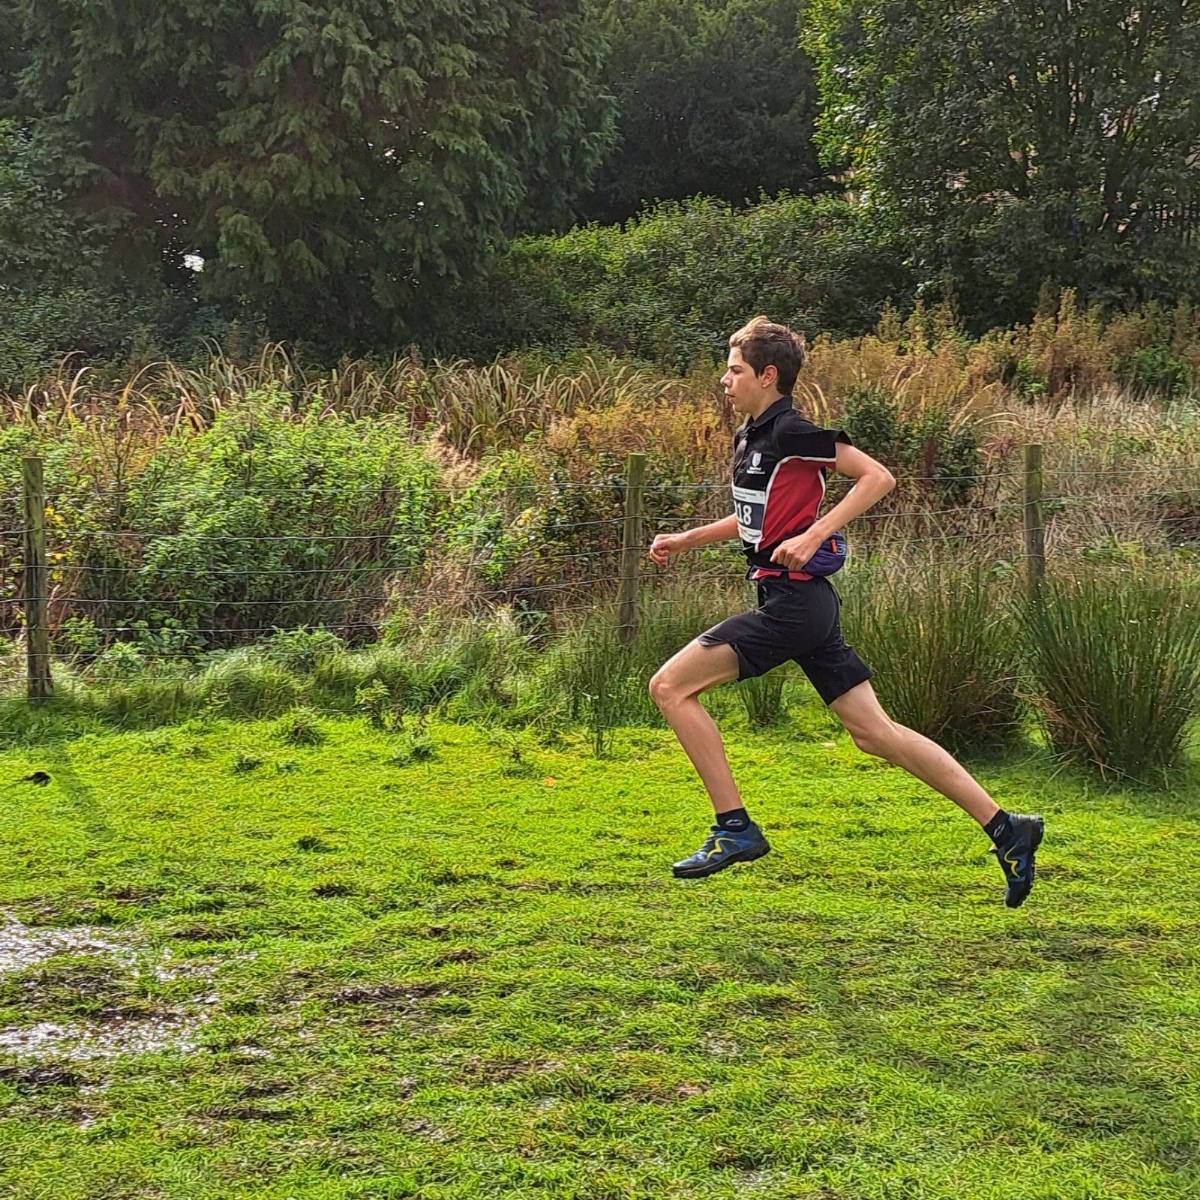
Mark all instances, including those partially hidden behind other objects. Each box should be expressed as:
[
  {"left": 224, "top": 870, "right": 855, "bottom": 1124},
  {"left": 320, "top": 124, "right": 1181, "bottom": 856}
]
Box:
[{"left": 1, "top": 711, "right": 1198, "bottom": 1199}]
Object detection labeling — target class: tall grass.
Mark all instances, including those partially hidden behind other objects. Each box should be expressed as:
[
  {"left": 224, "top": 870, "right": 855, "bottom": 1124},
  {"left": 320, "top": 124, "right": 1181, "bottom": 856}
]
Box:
[
  {"left": 840, "top": 559, "right": 1023, "bottom": 755},
  {"left": 1021, "top": 572, "right": 1200, "bottom": 787},
  {"left": 3, "top": 564, "right": 1197, "bottom": 788},
  {"left": 514, "top": 574, "right": 748, "bottom": 752},
  {"left": 736, "top": 670, "right": 789, "bottom": 729},
  {"left": 5, "top": 334, "right": 1199, "bottom": 661}
]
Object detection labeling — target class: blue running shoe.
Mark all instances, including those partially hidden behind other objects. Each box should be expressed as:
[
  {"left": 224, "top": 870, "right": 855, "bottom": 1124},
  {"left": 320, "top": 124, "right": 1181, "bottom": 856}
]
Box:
[
  {"left": 672, "top": 823, "right": 771, "bottom": 879},
  {"left": 992, "top": 813, "right": 1044, "bottom": 908}
]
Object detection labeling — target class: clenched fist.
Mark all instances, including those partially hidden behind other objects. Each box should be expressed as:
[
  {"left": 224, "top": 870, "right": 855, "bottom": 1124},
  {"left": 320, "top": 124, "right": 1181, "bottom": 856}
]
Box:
[{"left": 648, "top": 532, "right": 689, "bottom": 566}]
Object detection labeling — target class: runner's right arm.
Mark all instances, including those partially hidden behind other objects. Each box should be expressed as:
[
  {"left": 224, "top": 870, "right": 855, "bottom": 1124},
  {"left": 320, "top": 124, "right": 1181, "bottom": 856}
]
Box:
[{"left": 648, "top": 514, "right": 739, "bottom": 565}]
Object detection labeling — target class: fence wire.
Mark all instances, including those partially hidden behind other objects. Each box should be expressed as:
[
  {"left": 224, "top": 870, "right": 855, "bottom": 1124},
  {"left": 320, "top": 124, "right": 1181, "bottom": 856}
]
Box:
[{"left": 1, "top": 457, "right": 1197, "bottom": 679}]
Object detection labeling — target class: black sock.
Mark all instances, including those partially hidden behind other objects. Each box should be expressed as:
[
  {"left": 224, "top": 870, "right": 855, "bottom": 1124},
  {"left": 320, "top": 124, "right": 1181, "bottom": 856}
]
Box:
[
  {"left": 983, "top": 809, "right": 1012, "bottom": 846},
  {"left": 717, "top": 807, "right": 751, "bottom": 832}
]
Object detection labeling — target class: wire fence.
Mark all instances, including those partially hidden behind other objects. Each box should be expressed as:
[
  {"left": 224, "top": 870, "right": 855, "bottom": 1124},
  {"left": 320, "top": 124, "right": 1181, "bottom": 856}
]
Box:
[{"left": 2, "top": 447, "right": 1199, "bottom": 695}]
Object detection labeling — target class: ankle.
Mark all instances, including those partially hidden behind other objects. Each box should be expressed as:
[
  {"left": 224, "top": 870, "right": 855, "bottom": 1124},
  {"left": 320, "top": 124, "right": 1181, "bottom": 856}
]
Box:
[
  {"left": 982, "top": 809, "right": 1012, "bottom": 846},
  {"left": 716, "top": 807, "right": 752, "bottom": 832}
]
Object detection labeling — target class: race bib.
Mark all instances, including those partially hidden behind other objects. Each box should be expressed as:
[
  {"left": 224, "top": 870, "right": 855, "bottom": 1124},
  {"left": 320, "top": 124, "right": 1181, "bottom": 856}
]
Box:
[{"left": 732, "top": 484, "right": 767, "bottom": 546}]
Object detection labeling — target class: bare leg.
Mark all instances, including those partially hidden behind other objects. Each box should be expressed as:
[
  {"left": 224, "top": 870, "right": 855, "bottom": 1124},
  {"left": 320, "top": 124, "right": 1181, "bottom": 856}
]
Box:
[
  {"left": 829, "top": 681, "right": 1000, "bottom": 826},
  {"left": 649, "top": 640, "right": 742, "bottom": 813}
]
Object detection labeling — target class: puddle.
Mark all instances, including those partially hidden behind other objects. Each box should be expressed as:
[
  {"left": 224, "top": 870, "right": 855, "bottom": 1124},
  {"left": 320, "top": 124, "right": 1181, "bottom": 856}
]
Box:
[
  {"left": 0, "top": 1015, "right": 204, "bottom": 1061},
  {"left": 0, "top": 914, "right": 225, "bottom": 1064},
  {"left": 0, "top": 919, "right": 137, "bottom": 975}
]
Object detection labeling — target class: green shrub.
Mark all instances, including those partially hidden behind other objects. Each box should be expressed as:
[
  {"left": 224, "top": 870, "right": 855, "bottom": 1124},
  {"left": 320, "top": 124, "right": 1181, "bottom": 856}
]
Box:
[
  {"left": 1021, "top": 572, "right": 1200, "bottom": 787},
  {"left": 91, "top": 641, "right": 148, "bottom": 683},
  {"left": 425, "top": 195, "right": 912, "bottom": 364},
  {"left": 59, "top": 395, "right": 443, "bottom": 645},
  {"left": 0, "top": 120, "right": 235, "bottom": 385},
  {"left": 1120, "top": 345, "right": 1195, "bottom": 398},
  {"left": 737, "top": 670, "right": 788, "bottom": 729},
  {"left": 355, "top": 680, "right": 396, "bottom": 731},
  {"left": 841, "top": 561, "right": 1022, "bottom": 755},
  {"left": 263, "top": 629, "right": 345, "bottom": 676},
  {"left": 840, "top": 384, "right": 981, "bottom": 505}
]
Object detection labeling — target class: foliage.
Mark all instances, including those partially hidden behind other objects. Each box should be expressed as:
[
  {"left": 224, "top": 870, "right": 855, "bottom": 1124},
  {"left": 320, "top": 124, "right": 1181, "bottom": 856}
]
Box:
[
  {"left": 0, "top": 120, "right": 224, "bottom": 383},
  {"left": 427, "top": 194, "right": 912, "bottom": 363},
  {"left": 840, "top": 384, "right": 981, "bottom": 504},
  {"left": 6, "top": 0, "right": 616, "bottom": 350},
  {"left": 805, "top": 1, "right": 1200, "bottom": 329},
  {"left": 582, "top": 0, "right": 824, "bottom": 224},
  {"left": 3, "top": 331, "right": 1200, "bottom": 660},
  {"left": 19, "top": 393, "right": 444, "bottom": 645},
  {"left": 0, "top": 121, "right": 96, "bottom": 291},
  {"left": 272, "top": 707, "right": 326, "bottom": 747},
  {"left": 840, "top": 560, "right": 1023, "bottom": 755},
  {"left": 1021, "top": 572, "right": 1200, "bottom": 787}
]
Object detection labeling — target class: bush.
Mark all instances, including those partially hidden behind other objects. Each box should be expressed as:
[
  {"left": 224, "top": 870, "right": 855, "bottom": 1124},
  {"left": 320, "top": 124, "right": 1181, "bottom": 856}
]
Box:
[
  {"left": 841, "top": 560, "right": 1023, "bottom": 755},
  {"left": 839, "top": 384, "right": 982, "bottom": 505},
  {"left": 52, "top": 394, "right": 443, "bottom": 645},
  {"left": 1021, "top": 572, "right": 1200, "bottom": 787},
  {"left": 262, "top": 628, "right": 346, "bottom": 676},
  {"left": 423, "top": 195, "right": 912, "bottom": 365},
  {"left": 1120, "top": 345, "right": 1195, "bottom": 398}
]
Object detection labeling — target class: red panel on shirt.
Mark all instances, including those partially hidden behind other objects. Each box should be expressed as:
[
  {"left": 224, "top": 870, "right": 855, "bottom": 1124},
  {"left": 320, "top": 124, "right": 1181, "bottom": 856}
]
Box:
[{"left": 759, "top": 458, "right": 827, "bottom": 547}]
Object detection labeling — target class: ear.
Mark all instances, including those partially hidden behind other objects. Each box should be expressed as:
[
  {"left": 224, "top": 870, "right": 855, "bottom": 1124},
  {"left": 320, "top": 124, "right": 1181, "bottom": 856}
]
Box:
[{"left": 759, "top": 363, "right": 779, "bottom": 388}]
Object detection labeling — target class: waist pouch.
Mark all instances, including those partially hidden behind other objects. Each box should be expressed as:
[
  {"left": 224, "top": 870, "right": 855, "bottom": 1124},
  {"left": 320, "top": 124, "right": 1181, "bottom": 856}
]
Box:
[
  {"left": 748, "top": 530, "right": 847, "bottom": 580},
  {"left": 802, "top": 530, "right": 847, "bottom": 575}
]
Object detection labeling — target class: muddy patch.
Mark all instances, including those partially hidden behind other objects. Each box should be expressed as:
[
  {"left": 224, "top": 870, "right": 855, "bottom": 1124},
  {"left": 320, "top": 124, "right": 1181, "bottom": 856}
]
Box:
[
  {"left": 0, "top": 1063, "right": 88, "bottom": 1091},
  {"left": 0, "top": 914, "right": 224, "bottom": 1064},
  {"left": 0, "top": 918, "right": 137, "bottom": 975}
]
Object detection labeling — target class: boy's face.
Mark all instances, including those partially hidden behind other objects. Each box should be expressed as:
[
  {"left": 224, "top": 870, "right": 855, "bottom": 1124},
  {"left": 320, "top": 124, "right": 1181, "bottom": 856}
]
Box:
[{"left": 721, "top": 347, "right": 778, "bottom": 416}]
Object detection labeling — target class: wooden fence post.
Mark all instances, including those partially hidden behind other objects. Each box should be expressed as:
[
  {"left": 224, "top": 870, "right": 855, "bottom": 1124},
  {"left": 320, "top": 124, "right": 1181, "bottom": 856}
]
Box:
[
  {"left": 618, "top": 452, "right": 646, "bottom": 646},
  {"left": 1024, "top": 443, "right": 1046, "bottom": 595},
  {"left": 22, "top": 456, "right": 53, "bottom": 701}
]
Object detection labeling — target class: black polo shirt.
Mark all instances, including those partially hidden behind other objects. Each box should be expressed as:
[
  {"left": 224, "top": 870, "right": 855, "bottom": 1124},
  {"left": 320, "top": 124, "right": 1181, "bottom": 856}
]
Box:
[{"left": 731, "top": 396, "right": 851, "bottom": 578}]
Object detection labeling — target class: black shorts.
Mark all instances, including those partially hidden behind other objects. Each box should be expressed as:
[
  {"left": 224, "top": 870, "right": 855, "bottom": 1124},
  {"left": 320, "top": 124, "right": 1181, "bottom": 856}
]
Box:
[{"left": 697, "top": 577, "right": 873, "bottom": 705}]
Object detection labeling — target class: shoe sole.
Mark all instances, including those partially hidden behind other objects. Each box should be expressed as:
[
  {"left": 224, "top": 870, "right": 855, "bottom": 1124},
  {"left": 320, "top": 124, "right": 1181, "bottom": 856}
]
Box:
[
  {"left": 1004, "top": 818, "right": 1044, "bottom": 909},
  {"left": 672, "top": 842, "right": 771, "bottom": 880}
]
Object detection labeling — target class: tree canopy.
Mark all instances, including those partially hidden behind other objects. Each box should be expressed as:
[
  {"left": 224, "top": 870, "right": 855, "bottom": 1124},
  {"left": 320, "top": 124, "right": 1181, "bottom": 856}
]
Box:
[
  {"left": 582, "top": 0, "right": 824, "bottom": 224},
  {"left": 805, "top": 0, "right": 1200, "bottom": 327},
  {"left": 7, "top": 0, "right": 1200, "bottom": 363},
  {"left": 5, "top": 0, "right": 616, "bottom": 346}
]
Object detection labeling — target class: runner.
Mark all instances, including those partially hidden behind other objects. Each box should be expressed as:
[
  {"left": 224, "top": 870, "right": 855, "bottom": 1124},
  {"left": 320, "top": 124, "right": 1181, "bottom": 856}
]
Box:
[{"left": 648, "top": 316, "right": 1043, "bottom": 906}]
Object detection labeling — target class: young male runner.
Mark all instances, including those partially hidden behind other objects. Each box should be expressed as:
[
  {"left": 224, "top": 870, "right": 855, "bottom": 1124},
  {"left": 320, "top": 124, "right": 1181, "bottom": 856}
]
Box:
[{"left": 648, "top": 317, "right": 1043, "bottom": 907}]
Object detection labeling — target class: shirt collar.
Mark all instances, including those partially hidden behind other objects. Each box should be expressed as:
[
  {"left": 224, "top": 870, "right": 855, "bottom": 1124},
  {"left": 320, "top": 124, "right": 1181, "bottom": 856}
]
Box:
[{"left": 747, "top": 395, "right": 794, "bottom": 429}]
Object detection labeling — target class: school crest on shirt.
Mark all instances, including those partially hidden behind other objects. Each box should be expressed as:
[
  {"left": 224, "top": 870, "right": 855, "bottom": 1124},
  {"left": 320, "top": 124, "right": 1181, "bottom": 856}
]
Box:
[{"left": 747, "top": 451, "right": 765, "bottom": 474}]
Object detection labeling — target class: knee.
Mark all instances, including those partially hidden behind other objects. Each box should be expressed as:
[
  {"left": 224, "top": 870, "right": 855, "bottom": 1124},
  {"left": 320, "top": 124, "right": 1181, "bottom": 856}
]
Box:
[
  {"left": 650, "top": 668, "right": 695, "bottom": 713},
  {"left": 648, "top": 669, "right": 674, "bottom": 712},
  {"left": 847, "top": 717, "right": 900, "bottom": 760}
]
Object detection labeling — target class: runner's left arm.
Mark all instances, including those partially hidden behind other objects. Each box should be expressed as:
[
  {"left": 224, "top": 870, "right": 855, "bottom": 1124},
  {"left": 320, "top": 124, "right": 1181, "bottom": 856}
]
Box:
[{"left": 769, "top": 445, "right": 895, "bottom": 571}]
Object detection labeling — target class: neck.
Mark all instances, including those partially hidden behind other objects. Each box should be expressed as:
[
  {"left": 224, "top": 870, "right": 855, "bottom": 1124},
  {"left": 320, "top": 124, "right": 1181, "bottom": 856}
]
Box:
[{"left": 747, "top": 392, "right": 787, "bottom": 421}]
